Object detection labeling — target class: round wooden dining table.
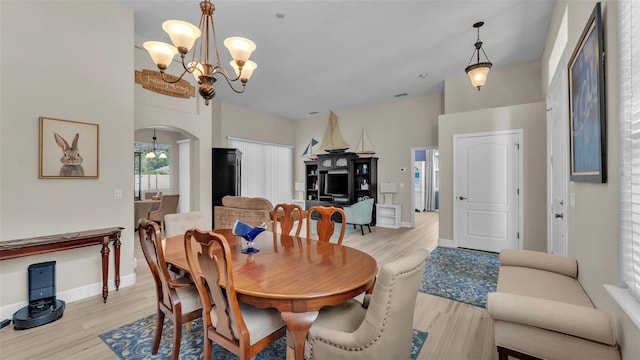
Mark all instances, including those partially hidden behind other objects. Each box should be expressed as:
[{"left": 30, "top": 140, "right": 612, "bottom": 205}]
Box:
[{"left": 163, "top": 229, "right": 378, "bottom": 360}]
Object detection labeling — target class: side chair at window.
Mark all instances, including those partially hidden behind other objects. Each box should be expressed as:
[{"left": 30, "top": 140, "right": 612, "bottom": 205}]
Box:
[
  {"left": 184, "top": 229, "right": 287, "bottom": 360},
  {"left": 148, "top": 194, "right": 180, "bottom": 235},
  {"left": 306, "top": 206, "right": 346, "bottom": 245},
  {"left": 137, "top": 219, "right": 202, "bottom": 360},
  {"left": 273, "top": 203, "right": 303, "bottom": 236}
]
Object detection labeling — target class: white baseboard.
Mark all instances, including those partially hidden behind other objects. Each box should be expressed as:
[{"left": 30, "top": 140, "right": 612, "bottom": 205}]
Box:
[
  {"left": 438, "top": 238, "right": 455, "bottom": 248},
  {"left": 0, "top": 273, "right": 136, "bottom": 320}
]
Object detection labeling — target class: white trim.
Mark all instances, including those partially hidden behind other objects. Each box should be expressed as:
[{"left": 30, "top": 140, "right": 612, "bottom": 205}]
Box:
[
  {"left": 605, "top": 285, "right": 640, "bottom": 331},
  {"left": 226, "top": 136, "right": 293, "bottom": 149},
  {"left": 438, "top": 238, "right": 455, "bottom": 248},
  {"left": 0, "top": 273, "right": 136, "bottom": 319}
]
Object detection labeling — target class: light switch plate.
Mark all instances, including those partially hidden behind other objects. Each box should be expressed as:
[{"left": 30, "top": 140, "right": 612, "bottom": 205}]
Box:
[{"left": 114, "top": 189, "right": 122, "bottom": 200}]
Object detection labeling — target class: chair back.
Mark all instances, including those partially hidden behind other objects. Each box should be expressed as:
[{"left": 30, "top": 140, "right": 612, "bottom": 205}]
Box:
[
  {"left": 149, "top": 194, "right": 180, "bottom": 222},
  {"left": 344, "top": 198, "right": 374, "bottom": 225},
  {"left": 362, "top": 248, "right": 430, "bottom": 359},
  {"left": 184, "top": 229, "right": 247, "bottom": 348},
  {"left": 165, "top": 211, "right": 207, "bottom": 238},
  {"left": 145, "top": 191, "right": 163, "bottom": 199},
  {"left": 306, "top": 206, "right": 346, "bottom": 245},
  {"left": 138, "top": 219, "right": 175, "bottom": 310},
  {"left": 273, "top": 203, "right": 303, "bottom": 236}
]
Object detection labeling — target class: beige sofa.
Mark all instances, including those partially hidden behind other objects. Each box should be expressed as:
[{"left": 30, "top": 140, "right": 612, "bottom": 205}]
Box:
[
  {"left": 487, "top": 249, "right": 620, "bottom": 360},
  {"left": 213, "top": 196, "right": 273, "bottom": 231}
]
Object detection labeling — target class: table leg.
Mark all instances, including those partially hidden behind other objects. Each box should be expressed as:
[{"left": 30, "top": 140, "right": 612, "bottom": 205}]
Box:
[
  {"left": 281, "top": 311, "right": 318, "bottom": 360},
  {"left": 113, "top": 236, "right": 121, "bottom": 290},
  {"left": 100, "top": 238, "right": 110, "bottom": 303}
]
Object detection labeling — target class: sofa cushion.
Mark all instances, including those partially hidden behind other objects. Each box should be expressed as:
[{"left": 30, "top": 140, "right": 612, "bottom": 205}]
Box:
[
  {"left": 497, "top": 265, "right": 593, "bottom": 308},
  {"left": 222, "top": 196, "right": 273, "bottom": 212}
]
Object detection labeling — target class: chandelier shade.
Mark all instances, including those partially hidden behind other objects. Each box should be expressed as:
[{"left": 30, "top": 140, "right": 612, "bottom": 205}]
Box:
[
  {"left": 464, "top": 21, "right": 492, "bottom": 91},
  {"left": 143, "top": 0, "right": 257, "bottom": 105}
]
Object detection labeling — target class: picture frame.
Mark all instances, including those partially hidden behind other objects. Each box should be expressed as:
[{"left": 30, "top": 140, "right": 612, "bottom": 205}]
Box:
[
  {"left": 39, "top": 116, "right": 99, "bottom": 179},
  {"left": 568, "top": 2, "right": 606, "bottom": 183}
]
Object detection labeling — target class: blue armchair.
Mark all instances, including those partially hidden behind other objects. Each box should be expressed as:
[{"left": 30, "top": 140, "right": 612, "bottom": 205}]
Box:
[{"left": 343, "top": 198, "right": 375, "bottom": 235}]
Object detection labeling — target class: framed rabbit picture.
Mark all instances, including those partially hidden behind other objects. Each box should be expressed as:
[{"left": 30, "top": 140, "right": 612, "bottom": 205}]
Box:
[{"left": 39, "top": 116, "right": 99, "bottom": 179}]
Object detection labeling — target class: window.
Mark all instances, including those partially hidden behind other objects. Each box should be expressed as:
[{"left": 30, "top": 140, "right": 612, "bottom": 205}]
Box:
[
  {"left": 134, "top": 142, "right": 171, "bottom": 193},
  {"left": 228, "top": 137, "right": 293, "bottom": 205},
  {"left": 618, "top": 0, "right": 640, "bottom": 307}
]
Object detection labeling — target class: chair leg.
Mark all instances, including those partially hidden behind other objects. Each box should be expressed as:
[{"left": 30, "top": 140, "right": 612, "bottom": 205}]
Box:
[
  {"left": 204, "top": 339, "right": 213, "bottom": 360},
  {"left": 367, "top": 224, "right": 371, "bottom": 233},
  {"left": 172, "top": 317, "right": 182, "bottom": 360},
  {"left": 153, "top": 310, "right": 165, "bottom": 354},
  {"left": 360, "top": 225, "right": 364, "bottom": 236}
]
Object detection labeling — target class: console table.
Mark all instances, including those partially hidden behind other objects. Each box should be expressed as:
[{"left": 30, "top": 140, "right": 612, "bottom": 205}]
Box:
[{"left": 0, "top": 227, "right": 124, "bottom": 303}]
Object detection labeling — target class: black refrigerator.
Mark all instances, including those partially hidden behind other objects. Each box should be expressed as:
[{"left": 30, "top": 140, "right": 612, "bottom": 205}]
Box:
[{"left": 212, "top": 148, "right": 242, "bottom": 227}]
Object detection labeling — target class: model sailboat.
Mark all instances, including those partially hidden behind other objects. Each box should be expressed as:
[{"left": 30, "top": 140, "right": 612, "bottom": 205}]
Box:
[
  {"left": 355, "top": 128, "right": 376, "bottom": 156},
  {"left": 302, "top": 138, "right": 319, "bottom": 160},
  {"left": 320, "top": 111, "right": 349, "bottom": 153}
]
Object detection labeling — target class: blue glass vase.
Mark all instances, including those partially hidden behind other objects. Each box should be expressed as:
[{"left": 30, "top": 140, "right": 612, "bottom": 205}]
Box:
[{"left": 233, "top": 220, "right": 265, "bottom": 254}]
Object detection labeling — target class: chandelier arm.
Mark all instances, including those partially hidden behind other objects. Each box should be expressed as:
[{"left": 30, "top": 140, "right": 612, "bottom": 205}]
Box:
[
  {"left": 160, "top": 67, "right": 192, "bottom": 84},
  {"left": 210, "top": 11, "right": 223, "bottom": 67},
  {"left": 467, "top": 49, "right": 478, "bottom": 66},
  {"left": 217, "top": 69, "right": 247, "bottom": 93}
]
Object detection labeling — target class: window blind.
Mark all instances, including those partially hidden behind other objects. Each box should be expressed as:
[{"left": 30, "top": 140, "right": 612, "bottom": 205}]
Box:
[
  {"left": 619, "top": 0, "right": 640, "bottom": 302},
  {"left": 228, "top": 138, "right": 293, "bottom": 206}
]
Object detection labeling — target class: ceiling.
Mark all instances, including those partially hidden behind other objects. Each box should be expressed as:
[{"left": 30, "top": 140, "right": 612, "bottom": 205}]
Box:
[{"left": 119, "top": 0, "right": 555, "bottom": 120}]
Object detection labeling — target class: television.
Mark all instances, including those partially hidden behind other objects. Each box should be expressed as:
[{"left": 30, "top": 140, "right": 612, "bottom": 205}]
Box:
[{"left": 324, "top": 173, "right": 349, "bottom": 196}]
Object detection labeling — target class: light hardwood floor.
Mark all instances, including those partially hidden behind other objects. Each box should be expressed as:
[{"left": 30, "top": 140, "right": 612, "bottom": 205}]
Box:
[{"left": 0, "top": 211, "right": 497, "bottom": 359}]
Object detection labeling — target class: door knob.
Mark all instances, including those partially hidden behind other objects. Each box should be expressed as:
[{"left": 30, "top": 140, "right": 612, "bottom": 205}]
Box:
[
  {"left": 554, "top": 213, "right": 564, "bottom": 219},
  {"left": 458, "top": 196, "right": 467, "bottom": 200}
]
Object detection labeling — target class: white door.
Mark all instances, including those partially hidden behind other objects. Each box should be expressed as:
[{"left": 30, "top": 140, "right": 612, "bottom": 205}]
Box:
[
  {"left": 547, "top": 69, "right": 569, "bottom": 256},
  {"left": 454, "top": 131, "right": 521, "bottom": 252}
]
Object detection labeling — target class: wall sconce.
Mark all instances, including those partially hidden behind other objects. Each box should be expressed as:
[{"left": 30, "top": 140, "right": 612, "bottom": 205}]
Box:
[{"left": 380, "top": 182, "right": 398, "bottom": 205}]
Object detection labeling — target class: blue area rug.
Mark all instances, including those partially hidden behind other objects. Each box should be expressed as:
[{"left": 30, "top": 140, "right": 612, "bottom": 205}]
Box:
[
  {"left": 419, "top": 247, "right": 499, "bottom": 308},
  {"left": 100, "top": 314, "right": 427, "bottom": 359}
]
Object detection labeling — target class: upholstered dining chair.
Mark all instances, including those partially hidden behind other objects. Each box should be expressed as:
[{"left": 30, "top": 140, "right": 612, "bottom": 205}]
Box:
[
  {"left": 272, "top": 203, "right": 303, "bottom": 236},
  {"left": 343, "top": 198, "right": 375, "bottom": 235},
  {"left": 144, "top": 191, "right": 163, "bottom": 199},
  {"left": 306, "top": 206, "right": 346, "bottom": 245},
  {"left": 148, "top": 194, "right": 180, "bottom": 235},
  {"left": 164, "top": 211, "right": 207, "bottom": 238},
  {"left": 304, "top": 248, "right": 430, "bottom": 360},
  {"left": 137, "top": 219, "right": 202, "bottom": 360},
  {"left": 184, "top": 229, "right": 287, "bottom": 360}
]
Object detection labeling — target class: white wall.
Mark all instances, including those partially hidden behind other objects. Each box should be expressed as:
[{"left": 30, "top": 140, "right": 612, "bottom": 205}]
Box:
[
  {"left": 0, "top": 1, "right": 134, "bottom": 317},
  {"left": 133, "top": 44, "right": 213, "bottom": 228},
  {"left": 541, "top": 1, "right": 640, "bottom": 358},
  {"left": 293, "top": 94, "right": 442, "bottom": 224},
  {"left": 438, "top": 102, "right": 547, "bottom": 251},
  {"left": 445, "top": 60, "right": 544, "bottom": 114}
]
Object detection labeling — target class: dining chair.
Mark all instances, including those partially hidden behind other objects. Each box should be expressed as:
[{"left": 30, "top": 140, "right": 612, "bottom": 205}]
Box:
[
  {"left": 306, "top": 206, "right": 346, "bottom": 245},
  {"left": 304, "top": 248, "right": 430, "bottom": 359},
  {"left": 272, "top": 203, "right": 303, "bottom": 236},
  {"left": 184, "top": 229, "right": 287, "bottom": 360},
  {"left": 343, "top": 198, "right": 375, "bottom": 235},
  {"left": 164, "top": 211, "right": 207, "bottom": 238},
  {"left": 148, "top": 194, "right": 180, "bottom": 236},
  {"left": 137, "top": 219, "right": 202, "bottom": 360},
  {"left": 144, "top": 191, "right": 163, "bottom": 199}
]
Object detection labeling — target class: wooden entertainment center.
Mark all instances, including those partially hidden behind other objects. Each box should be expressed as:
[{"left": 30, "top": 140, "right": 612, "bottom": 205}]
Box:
[{"left": 304, "top": 153, "right": 378, "bottom": 224}]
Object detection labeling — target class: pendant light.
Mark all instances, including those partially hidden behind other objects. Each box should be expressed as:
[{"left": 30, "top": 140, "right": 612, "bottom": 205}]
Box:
[{"left": 465, "top": 21, "right": 493, "bottom": 91}]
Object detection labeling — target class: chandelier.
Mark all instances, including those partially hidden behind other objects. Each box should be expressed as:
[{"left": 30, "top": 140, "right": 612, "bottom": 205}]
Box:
[
  {"left": 145, "top": 128, "right": 167, "bottom": 159},
  {"left": 143, "top": 0, "right": 257, "bottom": 105},
  {"left": 465, "top": 21, "right": 492, "bottom": 91}
]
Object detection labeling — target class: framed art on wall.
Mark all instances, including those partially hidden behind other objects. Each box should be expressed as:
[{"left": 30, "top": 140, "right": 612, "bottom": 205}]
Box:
[
  {"left": 568, "top": 2, "right": 606, "bottom": 183},
  {"left": 39, "top": 116, "right": 99, "bottom": 178}
]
